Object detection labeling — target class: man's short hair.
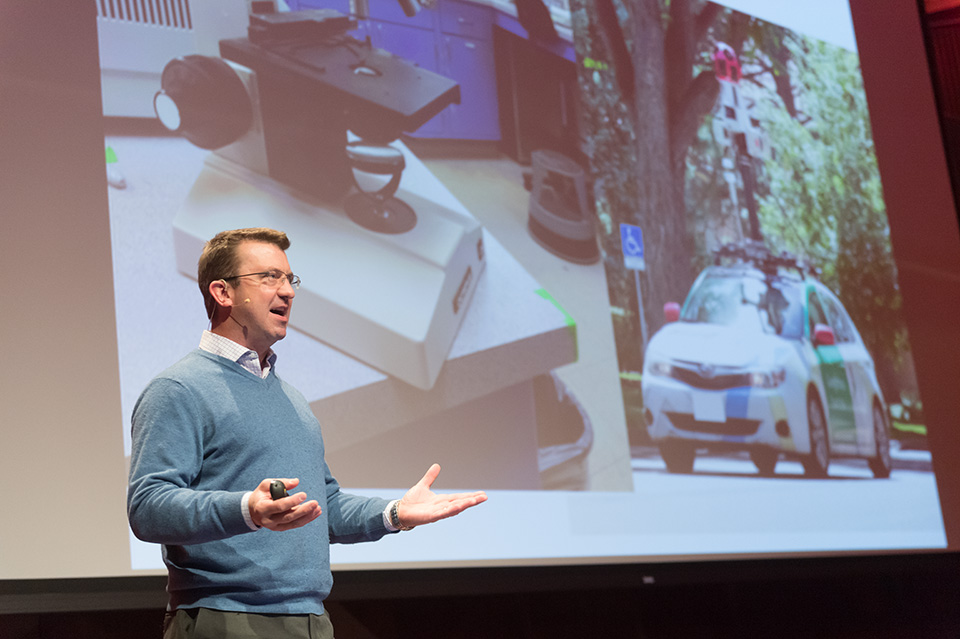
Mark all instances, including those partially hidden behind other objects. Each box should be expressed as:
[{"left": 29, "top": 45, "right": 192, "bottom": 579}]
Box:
[{"left": 198, "top": 228, "right": 291, "bottom": 319}]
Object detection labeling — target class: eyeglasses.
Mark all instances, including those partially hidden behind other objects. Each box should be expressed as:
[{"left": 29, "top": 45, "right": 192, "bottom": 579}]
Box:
[{"left": 222, "top": 270, "right": 301, "bottom": 290}]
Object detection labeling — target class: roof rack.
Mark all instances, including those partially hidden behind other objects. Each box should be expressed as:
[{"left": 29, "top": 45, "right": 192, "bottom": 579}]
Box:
[{"left": 712, "top": 240, "right": 820, "bottom": 278}]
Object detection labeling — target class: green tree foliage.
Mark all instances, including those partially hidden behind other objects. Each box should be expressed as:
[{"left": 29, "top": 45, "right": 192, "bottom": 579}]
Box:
[{"left": 756, "top": 37, "right": 910, "bottom": 399}]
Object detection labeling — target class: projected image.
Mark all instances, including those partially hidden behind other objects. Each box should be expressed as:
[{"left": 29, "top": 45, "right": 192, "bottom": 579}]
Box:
[
  {"left": 570, "top": 2, "right": 930, "bottom": 480},
  {"left": 99, "top": 0, "right": 634, "bottom": 507},
  {"left": 99, "top": 0, "right": 947, "bottom": 573}
]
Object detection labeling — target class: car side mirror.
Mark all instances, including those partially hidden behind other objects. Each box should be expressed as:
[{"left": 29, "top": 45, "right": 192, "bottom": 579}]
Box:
[
  {"left": 664, "top": 302, "right": 680, "bottom": 323},
  {"left": 813, "top": 323, "right": 835, "bottom": 347}
]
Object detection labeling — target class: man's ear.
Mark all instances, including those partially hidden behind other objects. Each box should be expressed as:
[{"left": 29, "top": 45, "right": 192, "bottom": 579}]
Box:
[{"left": 209, "top": 279, "right": 234, "bottom": 312}]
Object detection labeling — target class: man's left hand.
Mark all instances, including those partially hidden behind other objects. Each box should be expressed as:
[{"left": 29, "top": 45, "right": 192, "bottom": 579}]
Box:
[{"left": 396, "top": 464, "right": 487, "bottom": 528}]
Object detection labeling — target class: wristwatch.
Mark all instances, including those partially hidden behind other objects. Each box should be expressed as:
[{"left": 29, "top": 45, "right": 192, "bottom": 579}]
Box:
[{"left": 389, "top": 500, "right": 414, "bottom": 531}]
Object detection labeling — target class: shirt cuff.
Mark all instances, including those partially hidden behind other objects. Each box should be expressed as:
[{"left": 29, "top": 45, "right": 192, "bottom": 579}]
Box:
[
  {"left": 241, "top": 491, "right": 260, "bottom": 530},
  {"left": 383, "top": 499, "right": 400, "bottom": 532}
]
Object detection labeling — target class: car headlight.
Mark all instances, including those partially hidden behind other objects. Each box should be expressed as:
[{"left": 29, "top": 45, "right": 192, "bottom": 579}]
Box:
[
  {"left": 749, "top": 368, "right": 786, "bottom": 388},
  {"left": 648, "top": 361, "right": 673, "bottom": 378}
]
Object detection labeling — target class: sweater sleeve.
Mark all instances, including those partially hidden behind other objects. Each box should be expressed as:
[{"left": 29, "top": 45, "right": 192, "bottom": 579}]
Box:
[
  {"left": 127, "top": 377, "right": 254, "bottom": 545},
  {"left": 322, "top": 460, "right": 394, "bottom": 544}
]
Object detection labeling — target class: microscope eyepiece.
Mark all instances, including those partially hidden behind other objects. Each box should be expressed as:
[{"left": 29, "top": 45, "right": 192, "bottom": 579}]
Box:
[{"left": 155, "top": 55, "right": 253, "bottom": 150}]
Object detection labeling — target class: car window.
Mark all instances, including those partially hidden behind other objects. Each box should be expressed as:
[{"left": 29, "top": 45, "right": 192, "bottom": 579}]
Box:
[
  {"left": 835, "top": 299, "right": 863, "bottom": 344},
  {"left": 821, "top": 290, "right": 856, "bottom": 344},
  {"left": 758, "top": 280, "right": 802, "bottom": 337},
  {"left": 682, "top": 272, "right": 802, "bottom": 338},
  {"left": 807, "top": 290, "right": 828, "bottom": 336}
]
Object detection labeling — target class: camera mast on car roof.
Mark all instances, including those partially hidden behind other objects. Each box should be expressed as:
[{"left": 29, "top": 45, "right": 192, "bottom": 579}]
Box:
[{"left": 712, "top": 240, "right": 821, "bottom": 279}]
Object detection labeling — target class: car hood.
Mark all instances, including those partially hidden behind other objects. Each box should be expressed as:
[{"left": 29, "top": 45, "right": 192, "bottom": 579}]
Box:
[{"left": 647, "top": 321, "right": 787, "bottom": 369}]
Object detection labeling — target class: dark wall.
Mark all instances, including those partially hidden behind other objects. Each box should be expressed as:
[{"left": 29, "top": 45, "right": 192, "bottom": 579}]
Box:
[
  {"left": 925, "top": 6, "right": 960, "bottom": 217},
  {"left": 4, "top": 554, "right": 960, "bottom": 638},
  {"left": 3, "top": 563, "right": 960, "bottom": 638}
]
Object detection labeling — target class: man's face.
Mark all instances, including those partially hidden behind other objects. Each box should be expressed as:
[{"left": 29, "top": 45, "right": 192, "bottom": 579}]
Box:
[{"left": 225, "top": 241, "right": 296, "bottom": 354}]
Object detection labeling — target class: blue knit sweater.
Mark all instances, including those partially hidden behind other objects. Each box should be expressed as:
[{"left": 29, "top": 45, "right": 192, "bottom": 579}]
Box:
[{"left": 127, "top": 349, "right": 392, "bottom": 614}]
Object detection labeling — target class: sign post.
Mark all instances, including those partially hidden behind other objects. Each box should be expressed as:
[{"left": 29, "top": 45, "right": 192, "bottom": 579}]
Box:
[{"left": 620, "top": 223, "right": 649, "bottom": 351}]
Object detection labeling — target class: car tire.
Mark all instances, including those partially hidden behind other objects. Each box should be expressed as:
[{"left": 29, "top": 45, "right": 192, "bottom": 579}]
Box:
[
  {"left": 802, "top": 393, "right": 830, "bottom": 478},
  {"left": 868, "top": 401, "right": 893, "bottom": 479},
  {"left": 750, "top": 447, "right": 778, "bottom": 476},
  {"left": 659, "top": 440, "right": 695, "bottom": 474}
]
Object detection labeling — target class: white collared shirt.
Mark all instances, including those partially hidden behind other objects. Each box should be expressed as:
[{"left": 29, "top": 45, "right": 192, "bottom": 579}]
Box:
[{"left": 200, "top": 330, "right": 275, "bottom": 379}]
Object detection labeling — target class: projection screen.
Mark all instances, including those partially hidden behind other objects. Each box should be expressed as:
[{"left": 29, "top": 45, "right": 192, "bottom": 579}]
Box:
[{"left": 2, "top": 0, "right": 959, "bottom": 593}]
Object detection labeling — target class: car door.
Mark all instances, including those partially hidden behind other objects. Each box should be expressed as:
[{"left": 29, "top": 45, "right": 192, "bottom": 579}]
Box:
[
  {"left": 821, "top": 289, "right": 876, "bottom": 450},
  {"left": 808, "top": 288, "right": 857, "bottom": 445}
]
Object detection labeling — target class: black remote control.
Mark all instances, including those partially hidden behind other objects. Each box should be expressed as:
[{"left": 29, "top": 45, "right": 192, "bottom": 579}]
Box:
[{"left": 269, "top": 480, "right": 288, "bottom": 500}]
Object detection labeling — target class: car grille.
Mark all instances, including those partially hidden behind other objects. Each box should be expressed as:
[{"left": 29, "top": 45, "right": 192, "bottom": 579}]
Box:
[
  {"left": 665, "top": 412, "right": 761, "bottom": 436},
  {"left": 671, "top": 366, "right": 750, "bottom": 390}
]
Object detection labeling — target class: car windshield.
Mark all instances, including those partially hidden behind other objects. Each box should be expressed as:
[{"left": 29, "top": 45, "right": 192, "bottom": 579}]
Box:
[{"left": 681, "top": 272, "right": 803, "bottom": 338}]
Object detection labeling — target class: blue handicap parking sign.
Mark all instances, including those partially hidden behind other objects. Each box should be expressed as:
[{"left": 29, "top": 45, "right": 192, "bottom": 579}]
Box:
[{"left": 620, "top": 223, "right": 645, "bottom": 270}]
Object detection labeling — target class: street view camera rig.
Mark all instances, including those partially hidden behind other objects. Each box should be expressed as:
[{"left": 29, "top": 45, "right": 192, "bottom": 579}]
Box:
[{"left": 713, "top": 240, "right": 821, "bottom": 279}]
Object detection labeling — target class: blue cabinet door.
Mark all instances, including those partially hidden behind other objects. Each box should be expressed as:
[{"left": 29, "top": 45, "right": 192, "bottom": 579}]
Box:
[
  {"left": 439, "top": 0, "right": 492, "bottom": 40},
  {"left": 442, "top": 34, "right": 499, "bottom": 140}
]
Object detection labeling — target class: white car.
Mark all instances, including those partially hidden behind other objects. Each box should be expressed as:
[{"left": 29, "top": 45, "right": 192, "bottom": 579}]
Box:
[{"left": 642, "top": 251, "right": 892, "bottom": 478}]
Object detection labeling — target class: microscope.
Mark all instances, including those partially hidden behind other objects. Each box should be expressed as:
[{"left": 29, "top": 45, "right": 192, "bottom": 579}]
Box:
[{"left": 154, "top": 7, "right": 486, "bottom": 390}]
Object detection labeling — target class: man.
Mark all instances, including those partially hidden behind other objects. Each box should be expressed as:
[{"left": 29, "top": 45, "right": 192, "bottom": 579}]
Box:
[{"left": 128, "top": 228, "right": 487, "bottom": 638}]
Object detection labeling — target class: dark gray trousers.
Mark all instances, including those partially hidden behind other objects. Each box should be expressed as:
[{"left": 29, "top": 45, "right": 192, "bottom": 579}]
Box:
[{"left": 163, "top": 607, "right": 334, "bottom": 639}]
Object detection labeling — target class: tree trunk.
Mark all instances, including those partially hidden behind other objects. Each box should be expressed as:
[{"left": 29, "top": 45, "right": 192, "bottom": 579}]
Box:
[{"left": 627, "top": 0, "right": 695, "bottom": 336}]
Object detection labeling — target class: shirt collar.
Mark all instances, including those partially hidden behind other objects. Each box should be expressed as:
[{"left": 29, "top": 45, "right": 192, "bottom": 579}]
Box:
[{"left": 199, "top": 330, "right": 276, "bottom": 379}]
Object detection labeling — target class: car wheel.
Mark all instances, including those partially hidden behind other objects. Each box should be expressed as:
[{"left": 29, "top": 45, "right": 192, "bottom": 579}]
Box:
[
  {"left": 659, "top": 440, "right": 695, "bottom": 474},
  {"left": 802, "top": 394, "right": 830, "bottom": 478},
  {"left": 867, "top": 402, "right": 892, "bottom": 479},
  {"left": 750, "top": 447, "right": 778, "bottom": 476}
]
